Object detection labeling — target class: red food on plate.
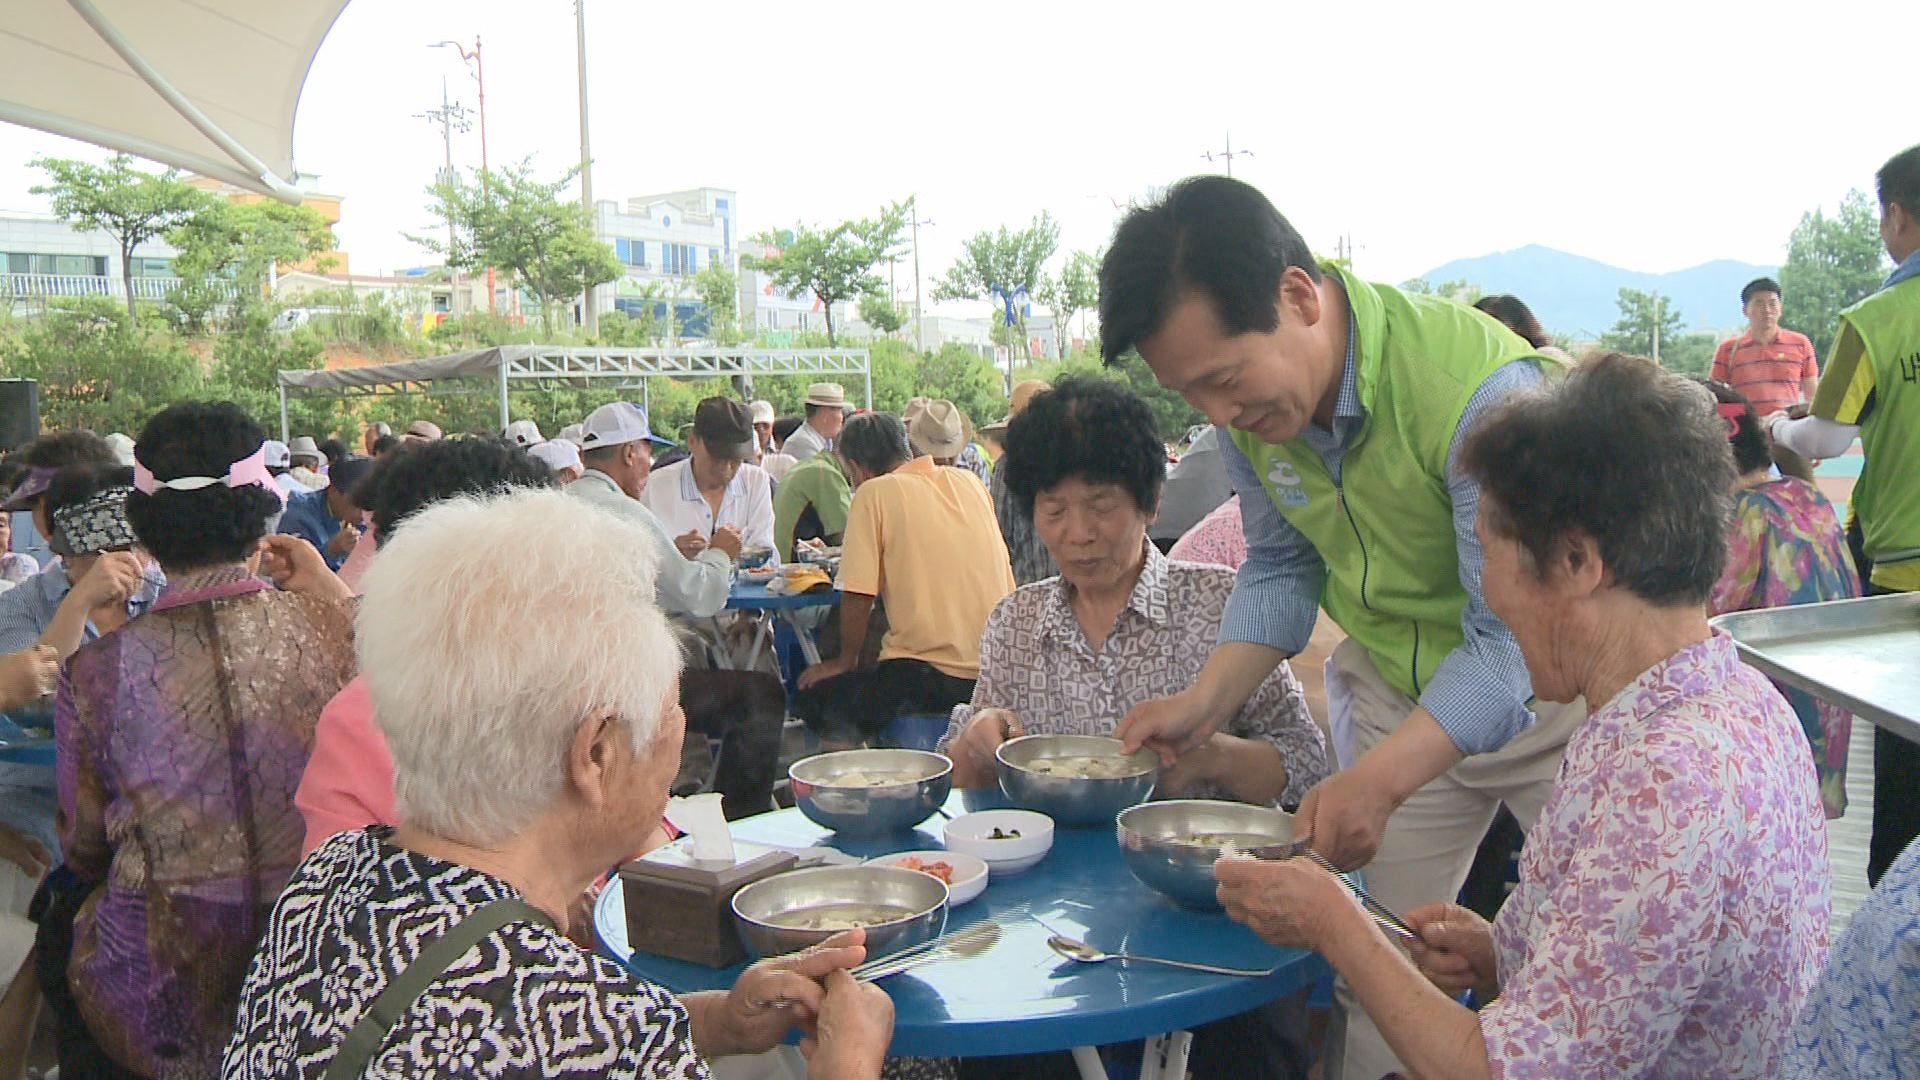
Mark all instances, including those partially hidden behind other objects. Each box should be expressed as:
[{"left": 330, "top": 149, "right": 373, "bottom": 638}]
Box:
[{"left": 897, "top": 856, "right": 956, "bottom": 884}]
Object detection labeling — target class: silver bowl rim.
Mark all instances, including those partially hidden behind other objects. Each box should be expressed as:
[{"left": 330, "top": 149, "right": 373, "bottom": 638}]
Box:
[
  {"left": 730, "top": 864, "right": 952, "bottom": 931},
  {"left": 787, "top": 747, "right": 955, "bottom": 789},
  {"left": 994, "top": 732, "right": 1157, "bottom": 779},
  {"left": 1115, "top": 798, "right": 1297, "bottom": 843}
]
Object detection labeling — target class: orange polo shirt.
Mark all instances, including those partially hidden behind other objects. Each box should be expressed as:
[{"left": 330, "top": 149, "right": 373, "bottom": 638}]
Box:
[
  {"left": 1711, "top": 328, "right": 1819, "bottom": 417},
  {"left": 837, "top": 456, "right": 1014, "bottom": 678}
]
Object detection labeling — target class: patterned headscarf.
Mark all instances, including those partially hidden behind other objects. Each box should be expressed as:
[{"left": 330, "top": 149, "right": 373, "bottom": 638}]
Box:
[{"left": 49, "top": 485, "right": 137, "bottom": 557}]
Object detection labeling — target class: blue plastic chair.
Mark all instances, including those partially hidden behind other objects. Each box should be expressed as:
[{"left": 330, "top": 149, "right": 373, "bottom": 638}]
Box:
[{"left": 877, "top": 713, "right": 947, "bottom": 752}]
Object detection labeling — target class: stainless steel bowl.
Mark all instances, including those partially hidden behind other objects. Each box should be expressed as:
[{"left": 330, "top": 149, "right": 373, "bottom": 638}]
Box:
[
  {"left": 1117, "top": 799, "right": 1299, "bottom": 911},
  {"left": 731, "top": 864, "right": 949, "bottom": 960},
  {"left": 789, "top": 748, "right": 954, "bottom": 836},
  {"left": 995, "top": 733, "right": 1157, "bottom": 827}
]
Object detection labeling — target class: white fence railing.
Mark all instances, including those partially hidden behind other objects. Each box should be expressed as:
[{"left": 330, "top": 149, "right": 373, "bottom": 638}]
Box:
[{"left": 5, "top": 273, "right": 185, "bottom": 302}]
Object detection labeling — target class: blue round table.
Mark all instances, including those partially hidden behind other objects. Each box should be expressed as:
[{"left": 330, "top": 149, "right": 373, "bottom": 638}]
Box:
[
  {"left": 0, "top": 714, "right": 53, "bottom": 766},
  {"left": 722, "top": 581, "right": 841, "bottom": 673},
  {"left": 596, "top": 791, "right": 1330, "bottom": 1061}
]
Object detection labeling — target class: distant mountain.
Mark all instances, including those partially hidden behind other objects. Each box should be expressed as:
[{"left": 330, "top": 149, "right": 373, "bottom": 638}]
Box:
[{"left": 1414, "top": 245, "right": 1776, "bottom": 340}]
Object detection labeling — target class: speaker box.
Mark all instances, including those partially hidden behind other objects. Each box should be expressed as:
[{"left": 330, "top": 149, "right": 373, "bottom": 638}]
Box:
[{"left": 0, "top": 380, "right": 41, "bottom": 453}]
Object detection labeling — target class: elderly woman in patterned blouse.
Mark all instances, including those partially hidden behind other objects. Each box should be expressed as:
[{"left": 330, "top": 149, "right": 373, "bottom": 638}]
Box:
[
  {"left": 227, "top": 488, "right": 892, "bottom": 1080},
  {"left": 1215, "top": 353, "right": 1832, "bottom": 1079},
  {"left": 940, "top": 377, "right": 1330, "bottom": 1080}
]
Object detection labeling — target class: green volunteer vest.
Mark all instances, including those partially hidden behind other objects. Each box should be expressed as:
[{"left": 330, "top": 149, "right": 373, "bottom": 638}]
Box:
[
  {"left": 1231, "top": 266, "right": 1540, "bottom": 699},
  {"left": 1840, "top": 276, "right": 1920, "bottom": 585}
]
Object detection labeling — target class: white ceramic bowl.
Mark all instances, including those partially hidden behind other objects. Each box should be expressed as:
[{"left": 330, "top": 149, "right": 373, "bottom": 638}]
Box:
[
  {"left": 868, "top": 850, "right": 989, "bottom": 905},
  {"left": 943, "top": 809, "right": 1054, "bottom": 875}
]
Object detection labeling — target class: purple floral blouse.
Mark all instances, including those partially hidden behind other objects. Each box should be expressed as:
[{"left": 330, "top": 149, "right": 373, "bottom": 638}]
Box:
[{"left": 1479, "top": 633, "right": 1830, "bottom": 1078}]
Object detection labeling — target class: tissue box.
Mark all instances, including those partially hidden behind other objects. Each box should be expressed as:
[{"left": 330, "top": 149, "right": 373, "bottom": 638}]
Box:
[{"left": 618, "top": 838, "right": 797, "bottom": 967}]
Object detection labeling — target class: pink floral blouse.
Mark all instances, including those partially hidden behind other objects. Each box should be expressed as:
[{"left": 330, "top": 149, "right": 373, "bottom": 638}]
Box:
[{"left": 1480, "top": 633, "right": 1830, "bottom": 1078}]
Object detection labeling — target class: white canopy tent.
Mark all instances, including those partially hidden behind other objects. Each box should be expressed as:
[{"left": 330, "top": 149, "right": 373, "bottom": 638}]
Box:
[
  {"left": 275, "top": 344, "right": 874, "bottom": 440},
  {"left": 0, "top": 0, "right": 351, "bottom": 201}
]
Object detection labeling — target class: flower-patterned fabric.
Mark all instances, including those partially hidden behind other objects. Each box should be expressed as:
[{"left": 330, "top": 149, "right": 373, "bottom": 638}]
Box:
[
  {"left": 1480, "top": 633, "right": 1830, "bottom": 1078},
  {"left": 1708, "top": 477, "right": 1861, "bottom": 817}
]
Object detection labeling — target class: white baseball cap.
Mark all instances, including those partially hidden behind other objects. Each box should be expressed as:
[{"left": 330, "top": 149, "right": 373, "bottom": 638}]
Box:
[
  {"left": 504, "top": 419, "right": 544, "bottom": 447},
  {"left": 557, "top": 423, "right": 586, "bottom": 447},
  {"left": 263, "top": 439, "right": 292, "bottom": 468},
  {"left": 579, "top": 402, "right": 673, "bottom": 451},
  {"left": 749, "top": 400, "right": 776, "bottom": 426},
  {"left": 529, "top": 439, "right": 582, "bottom": 474}
]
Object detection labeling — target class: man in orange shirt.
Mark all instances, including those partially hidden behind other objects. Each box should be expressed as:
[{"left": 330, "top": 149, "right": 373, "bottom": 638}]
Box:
[{"left": 1711, "top": 277, "right": 1820, "bottom": 480}]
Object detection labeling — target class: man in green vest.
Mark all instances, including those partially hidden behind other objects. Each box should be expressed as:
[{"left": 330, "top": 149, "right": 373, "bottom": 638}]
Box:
[
  {"left": 1768, "top": 142, "right": 1920, "bottom": 888},
  {"left": 1104, "top": 176, "right": 1584, "bottom": 1080}
]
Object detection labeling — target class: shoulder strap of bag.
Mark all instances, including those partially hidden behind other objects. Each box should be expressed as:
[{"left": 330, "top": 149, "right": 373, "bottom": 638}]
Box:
[{"left": 323, "top": 897, "right": 554, "bottom": 1079}]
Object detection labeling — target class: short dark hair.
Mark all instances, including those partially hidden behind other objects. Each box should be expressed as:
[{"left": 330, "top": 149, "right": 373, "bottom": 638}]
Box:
[
  {"left": 804, "top": 402, "right": 838, "bottom": 420},
  {"left": 1696, "top": 379, "right": 1773, "bottom": 476},
  {"left": 1099, "top": 175, "right": 1322, "bottom": 366},
  {"left": 16, "top": 431, "right": 115, "bottom": 472},
  {"left": 363, "top": 438, "right": 556, "bottom": 546},
  {"left": 1878, "top": 143, "right": 1920, "bottom": 216},
  {"left": 1740, "top": 277, "right": 1782, "bottom": 305},
  {"left": 837, "top": 413, "right": 910, "bottom": 476},
  {"left": 773, "top": 416, "right": 803, "bottom": 444},
  {"left": 371, "top": 434, "right": 400, "bottom": 456},
  {"left": 1003, "top": 377, "right": 1165, "bottom": 519},
  {"left": 318, "top": 438, "right": 349, "bottom": 466},
  {"left": 1461, "top": 352, "right": 1733, "bottom": 607},
  {"left": 127, "top": 402, "right": 283, "bottom": 571},
  {"left": 1473, "top": 295, "right": 1552, "bottom": 349}
]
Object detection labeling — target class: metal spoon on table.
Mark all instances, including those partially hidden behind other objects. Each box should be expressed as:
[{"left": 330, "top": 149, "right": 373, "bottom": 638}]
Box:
[{"left": 1046, "top": 934, "right": 1279, "bottom": 977}]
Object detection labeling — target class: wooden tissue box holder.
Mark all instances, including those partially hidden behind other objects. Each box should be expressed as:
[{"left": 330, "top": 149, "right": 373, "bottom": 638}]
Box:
[{"left": 618, "top": 838, "right": 797, "bottom": 968}]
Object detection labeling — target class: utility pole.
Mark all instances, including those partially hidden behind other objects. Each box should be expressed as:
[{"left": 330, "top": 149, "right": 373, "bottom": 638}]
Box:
[
  {"left": 576, "top": 0, "right": 598, "bottom": 336},
  {"left": 1203, "top": 132, "right": 1254, "bottom": 177},
  {"left": 909, "top": 197, "right": 934, "bottom": 352},
  {"left": 1651, "top": 290, "right": 1663, "bottom": 364},
  {"left": 415, "top": 81, "right": 471, "bottom": 313},
  {"left": 432, "top": 37, "right": 494, "bottom": 313}
]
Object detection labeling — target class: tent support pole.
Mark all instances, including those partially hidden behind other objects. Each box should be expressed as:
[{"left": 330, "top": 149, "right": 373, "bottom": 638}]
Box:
[
  {"left": 497, "top": 357, "right": 510, "bottom": 432},
  {"left": 278, "top": 384, "right": 290, "bottom": 442}
]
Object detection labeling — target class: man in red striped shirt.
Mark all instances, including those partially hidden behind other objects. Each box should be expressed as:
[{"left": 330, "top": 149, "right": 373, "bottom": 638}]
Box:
[{"left": 1711, "top": 277, "right": 1820, "bottom": 479}]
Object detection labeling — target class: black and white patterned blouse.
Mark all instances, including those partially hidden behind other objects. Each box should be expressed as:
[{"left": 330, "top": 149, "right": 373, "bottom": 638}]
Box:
[{"left": 222, "top": 828, "right": 710, "bottom": 1080}]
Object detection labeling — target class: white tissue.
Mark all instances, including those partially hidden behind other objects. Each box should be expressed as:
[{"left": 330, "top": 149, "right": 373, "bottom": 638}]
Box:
[{"left": 665, "top": 793, "right": 736, "bottom": 863}]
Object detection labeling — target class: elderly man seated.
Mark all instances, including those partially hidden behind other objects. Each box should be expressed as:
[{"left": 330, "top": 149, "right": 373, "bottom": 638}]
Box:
[
  {"left": 641, "top": 396, "right": 775, "bottom": 563},
  {"left": 569, "top": 403, "right": 785, "bottom": 818},
  {"left": 796, "top": 412, "right": 1013, "bottom": 746},
  {"left": 227, "top": 489, "right": 893, "bottom": 1078},
  {"left": 773, "top": 442, "right": 853, "bottom": 562},
  {"left": 940, "top": 378, "right": 1329, "bottom": 1079},
  {"left": 276, "top": 455, "right": 375, "bottom": 571}
]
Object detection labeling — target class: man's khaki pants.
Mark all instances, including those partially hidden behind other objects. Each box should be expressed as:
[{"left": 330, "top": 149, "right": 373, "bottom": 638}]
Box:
[{"left": 1321, "top": 638, "right": 1585, "bottom": 1080}]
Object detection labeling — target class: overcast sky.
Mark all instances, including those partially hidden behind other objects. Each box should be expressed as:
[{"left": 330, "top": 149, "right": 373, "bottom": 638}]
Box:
[{"left": 0, "top": 0, "right": 1902, "bottom": 309}]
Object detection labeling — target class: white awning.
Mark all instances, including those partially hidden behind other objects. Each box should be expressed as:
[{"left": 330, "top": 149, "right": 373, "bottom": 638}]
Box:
[{"left": 0, "top": 0, "right": 352, "bottom": 202}]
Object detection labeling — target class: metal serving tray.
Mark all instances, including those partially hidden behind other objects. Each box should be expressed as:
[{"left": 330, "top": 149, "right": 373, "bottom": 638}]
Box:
[{"left": 1713, "top": 593, "right": 1920, "bottom": 746}]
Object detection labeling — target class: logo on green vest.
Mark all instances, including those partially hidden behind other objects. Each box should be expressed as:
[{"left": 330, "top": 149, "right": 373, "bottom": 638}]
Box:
[{"left": 1267, "top": 461, "right": 1309, "bottom": 507}]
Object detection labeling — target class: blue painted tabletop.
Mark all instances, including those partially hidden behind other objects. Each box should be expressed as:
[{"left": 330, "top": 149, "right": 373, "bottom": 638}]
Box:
[
  {"left": 725, "top": 580, "right": 841, "bottom": 612},
  {"left": 0, "top": 714, "right": 53, "bottom": 766},
  {"left": 596, "top": 790, "right": 1329, "bottom": 1059}
]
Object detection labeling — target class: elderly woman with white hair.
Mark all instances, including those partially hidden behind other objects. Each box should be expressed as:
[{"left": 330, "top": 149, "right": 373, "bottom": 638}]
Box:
[{"left": 225, "top": 489, "right": 893, "bottom": 1079}]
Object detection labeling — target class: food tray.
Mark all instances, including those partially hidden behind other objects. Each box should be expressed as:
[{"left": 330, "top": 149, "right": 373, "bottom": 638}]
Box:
[{"left": 1712, "top": 593, "right": 1920, "bottom": 745}]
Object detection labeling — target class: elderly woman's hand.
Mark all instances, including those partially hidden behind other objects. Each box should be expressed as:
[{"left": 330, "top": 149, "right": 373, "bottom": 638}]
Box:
[
  {"left": 799, "top": 968, "right": 894, "bottom": 1080},
  {"left": 1405, "top": 903, "right": 1499, "bottom": 999},
  {"left": 257, "top": 534, "right": 351, "bottom": 602},
  {"left": 950, "top": 708, "right": 1024, "bottom": 787},
  {"left": 1214, "top": 854, "right": 1364, "bottom": 950},
  {"left": 721, "top": 928, "right": 868, "bottom": 1053},
  {"left": 0, "top": 645, "right": 59, "bottom": 711}
]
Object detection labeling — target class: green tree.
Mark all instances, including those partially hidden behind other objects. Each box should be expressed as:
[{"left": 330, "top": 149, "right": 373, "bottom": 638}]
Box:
[
  {"left": 0, "top": 296, "right": 202, "bottom": 432},
  {"left": 1779, "top": 189, "right": 1890, "bottom": 357},
  {"left": 1661, "top": 331, "right": 1719, "bottom": 379},
  {"left": 691, "top": 264, "right": 742, "bottom": 344},
  {"left": 416, "top": 160, "right": 622, "bottom": 336},
  {"left": 918, "top": 344, "right": 1007, "bottom": 427},
  {"left": 1400, "top": 277, "right": 1483, "bottom": 303},
  {"left": 1034, "top": 249, "right": 1100, "bottom": 358},
  {"left": 1599, "top": 287, "right": 1686, "bottom": 360},
  {"left": 743, "top": 203, "right": 907, "bottom": 345},
  {"left": 30, "top": 154, "right": 211, "bottom": 318},
  {"left": 857, "top": 292, "right": 906, "bottom": 336},
  {"left": 167, "top": 200, "right": 337, "bottom": 329},
  {"left": 933, "top": 212, "right": 1062, "bottom": 372},
  {"left": 204, "top": 312, "right": 351, "bottom": 436}
]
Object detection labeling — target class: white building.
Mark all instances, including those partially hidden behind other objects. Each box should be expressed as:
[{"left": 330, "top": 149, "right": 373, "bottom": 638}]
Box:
[
  {"left": 590, "top": 187, "right": 737, "bottom": 333},
  {"left": 1, "top": 211, "right": 182, "bottom": 306}
]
